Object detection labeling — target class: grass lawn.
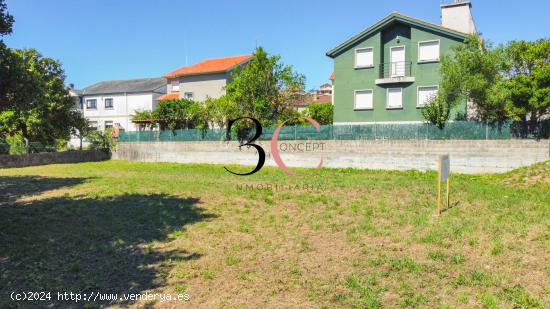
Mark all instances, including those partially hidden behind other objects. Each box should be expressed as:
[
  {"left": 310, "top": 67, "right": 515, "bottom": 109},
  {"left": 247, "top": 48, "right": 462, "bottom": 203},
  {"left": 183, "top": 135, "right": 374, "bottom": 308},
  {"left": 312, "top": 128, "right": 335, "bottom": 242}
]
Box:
[{"left": 1, "top": 160, "right": 549, "bottom": 308}]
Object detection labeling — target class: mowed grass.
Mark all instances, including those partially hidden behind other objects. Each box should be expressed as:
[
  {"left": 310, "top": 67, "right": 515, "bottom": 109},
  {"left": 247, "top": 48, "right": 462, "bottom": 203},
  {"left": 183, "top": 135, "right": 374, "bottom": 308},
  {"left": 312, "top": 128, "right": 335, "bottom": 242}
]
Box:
[{"left": 1, "top": 160, "right": 549, "bottom": 308}]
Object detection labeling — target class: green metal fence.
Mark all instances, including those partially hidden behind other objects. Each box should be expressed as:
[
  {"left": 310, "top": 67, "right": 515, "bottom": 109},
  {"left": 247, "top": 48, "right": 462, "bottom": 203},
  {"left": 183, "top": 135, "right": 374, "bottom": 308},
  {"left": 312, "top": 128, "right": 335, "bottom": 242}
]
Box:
[{"left": 118, "top": 120, "right": 550, "bottom": 143}]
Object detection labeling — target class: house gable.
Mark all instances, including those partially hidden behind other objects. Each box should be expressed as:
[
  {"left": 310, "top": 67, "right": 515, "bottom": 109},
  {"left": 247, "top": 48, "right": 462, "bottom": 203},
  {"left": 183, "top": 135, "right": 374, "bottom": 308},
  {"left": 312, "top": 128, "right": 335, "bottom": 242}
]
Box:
[{"left": 326, "top": 12, "right": 468, "bottom": 58}]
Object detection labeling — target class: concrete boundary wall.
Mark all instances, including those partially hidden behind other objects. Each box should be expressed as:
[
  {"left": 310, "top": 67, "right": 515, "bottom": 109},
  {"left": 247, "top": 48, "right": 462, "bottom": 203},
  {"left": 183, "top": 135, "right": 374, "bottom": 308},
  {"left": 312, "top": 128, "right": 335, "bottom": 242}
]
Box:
[
  {"left": 113, "top": 140, "right": 549, "bottom": 174},
  {"left": 0, "top": 150, "right": 111, "bottom": 168}
]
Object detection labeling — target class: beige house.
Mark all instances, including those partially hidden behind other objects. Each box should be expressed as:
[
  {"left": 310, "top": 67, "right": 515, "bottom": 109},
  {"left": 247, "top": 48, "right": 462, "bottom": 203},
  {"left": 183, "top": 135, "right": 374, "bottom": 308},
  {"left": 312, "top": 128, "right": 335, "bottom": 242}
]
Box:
[{"left": 158, "top": 54, "right": 253, "bottom": 102}]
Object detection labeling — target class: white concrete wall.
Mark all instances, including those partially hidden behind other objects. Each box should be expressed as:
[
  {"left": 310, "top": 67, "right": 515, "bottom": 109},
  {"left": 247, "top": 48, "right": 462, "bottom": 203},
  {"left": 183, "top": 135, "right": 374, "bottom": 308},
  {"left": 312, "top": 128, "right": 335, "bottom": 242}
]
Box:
[
  {"left": 82, "top": 92, "right": 156, "bottom": 131},
  {"left": 113, "top": 140, "right": 549, "bottom": 174}
]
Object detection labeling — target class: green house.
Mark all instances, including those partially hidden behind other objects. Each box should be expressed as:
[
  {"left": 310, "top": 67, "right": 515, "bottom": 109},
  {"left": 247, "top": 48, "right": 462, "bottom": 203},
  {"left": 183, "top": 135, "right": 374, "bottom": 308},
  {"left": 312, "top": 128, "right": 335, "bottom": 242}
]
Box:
[{"left": 327, "top": 1, "right": 477, "bottom": 124}]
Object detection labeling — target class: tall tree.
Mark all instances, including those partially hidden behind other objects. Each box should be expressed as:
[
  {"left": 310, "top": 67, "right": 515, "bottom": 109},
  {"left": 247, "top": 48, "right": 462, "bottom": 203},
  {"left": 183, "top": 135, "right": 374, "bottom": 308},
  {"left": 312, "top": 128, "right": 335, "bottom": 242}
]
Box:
[
  {"left": 1, "top": 49, "right": 76, "bottom": 143},
  {"left": 225, "top": 47, "right": 305, "bottom": 126},
  {"left": 436, "top": 34, "right": 507, "bottom": 122},
  {"left": 0, "top": 0, "right": 13, "bottom": 36},
  {"left": 500, "top": 39, "right": 550, "bottom": 123}
]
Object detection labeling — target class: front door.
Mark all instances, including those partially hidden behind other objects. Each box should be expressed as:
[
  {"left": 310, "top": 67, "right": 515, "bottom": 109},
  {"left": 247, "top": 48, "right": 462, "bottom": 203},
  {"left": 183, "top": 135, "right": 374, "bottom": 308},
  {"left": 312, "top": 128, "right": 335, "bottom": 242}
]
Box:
[{"left": 390, "top": 46, "right": 405, "bottom": 77}]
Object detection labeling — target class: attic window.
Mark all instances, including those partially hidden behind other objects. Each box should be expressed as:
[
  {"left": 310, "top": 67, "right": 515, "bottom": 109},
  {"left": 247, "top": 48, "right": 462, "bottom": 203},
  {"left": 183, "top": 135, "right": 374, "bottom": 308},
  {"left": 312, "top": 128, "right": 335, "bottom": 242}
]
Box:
[{"left": 418, "top": 40, "right": 440, "bottom": 62}]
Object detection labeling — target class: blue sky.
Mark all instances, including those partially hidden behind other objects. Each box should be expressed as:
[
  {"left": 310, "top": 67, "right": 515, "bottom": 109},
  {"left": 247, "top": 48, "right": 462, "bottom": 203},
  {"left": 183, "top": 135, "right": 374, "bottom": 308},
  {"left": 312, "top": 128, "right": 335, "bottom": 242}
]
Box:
[{"left": 4, "top": 0, "right": 549, "bottom": 90}]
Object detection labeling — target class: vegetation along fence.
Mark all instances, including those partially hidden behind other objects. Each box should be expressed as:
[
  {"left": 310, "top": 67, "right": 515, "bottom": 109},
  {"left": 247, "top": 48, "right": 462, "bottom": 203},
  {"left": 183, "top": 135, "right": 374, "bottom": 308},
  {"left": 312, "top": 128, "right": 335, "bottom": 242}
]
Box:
[{"left": 119, "top": 120, "right": 550, "bottom": 143}]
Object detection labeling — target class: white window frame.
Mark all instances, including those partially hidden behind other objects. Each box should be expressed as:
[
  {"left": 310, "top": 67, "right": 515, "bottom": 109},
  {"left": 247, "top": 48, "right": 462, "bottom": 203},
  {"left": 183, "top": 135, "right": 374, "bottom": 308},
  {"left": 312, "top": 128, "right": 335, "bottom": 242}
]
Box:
[
  {"left": 104, "top": 120, "right": 114, "bottom": 129},
  {"left": 354, "top": 89, "right": 374, "bottom": 110},
  {"left": 183, "top": 92, "right": 194, "bottom": 100},
  {"left": 86, "top": 99, "right": 97, "bottom": 110},
  {"left": 417, "top": 85, "right": 439, "bottom": 107},
  {"left": 104, "top": 97, "right": 114, "bottom": 109},
  {"left": 354, "top": 47, "right": 374, "bottom": 69},
  {"left": 418, "top": 39, "right": 440, "bottom": 63},
  {"left": 386, "top": 88, "right": 403, "bottom": 109}
]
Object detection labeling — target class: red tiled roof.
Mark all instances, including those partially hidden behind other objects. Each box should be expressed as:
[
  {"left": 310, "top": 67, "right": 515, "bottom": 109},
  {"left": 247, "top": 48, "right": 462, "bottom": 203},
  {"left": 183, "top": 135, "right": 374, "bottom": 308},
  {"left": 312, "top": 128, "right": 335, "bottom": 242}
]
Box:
[
  {"left": 157, "top": 93, "right": 180, "bottom": 101},
  {"left": 164, "top": 54, "right": 253, "bottom": 78},
  {"left": 315, "top": 94, "right": 332, "bottom": 104},
  {"left": 329, "top": 72, "right": 334, "bottom": 80}
]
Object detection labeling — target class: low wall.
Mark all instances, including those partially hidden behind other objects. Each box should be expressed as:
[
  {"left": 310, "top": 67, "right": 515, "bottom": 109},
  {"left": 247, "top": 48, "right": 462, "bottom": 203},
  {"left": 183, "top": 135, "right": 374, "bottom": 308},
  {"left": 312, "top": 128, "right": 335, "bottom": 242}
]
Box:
[
  {"left": 0, "top": 150, "right": 111, "bottom": 168},
  {"left": 113, "top": 140, "right": 549, "bottom": 174}
]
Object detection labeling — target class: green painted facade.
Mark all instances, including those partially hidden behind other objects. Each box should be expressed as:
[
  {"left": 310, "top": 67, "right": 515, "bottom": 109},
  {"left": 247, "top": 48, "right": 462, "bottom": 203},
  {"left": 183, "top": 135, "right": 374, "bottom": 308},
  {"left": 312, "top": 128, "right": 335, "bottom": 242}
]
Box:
[{"left": 328, "top": 13, "right": 467, "bottom": 123}]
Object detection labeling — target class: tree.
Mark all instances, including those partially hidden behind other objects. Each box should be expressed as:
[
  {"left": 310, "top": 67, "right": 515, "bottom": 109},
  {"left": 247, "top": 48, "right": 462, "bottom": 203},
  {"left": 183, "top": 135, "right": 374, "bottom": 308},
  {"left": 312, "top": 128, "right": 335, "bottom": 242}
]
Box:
[
  {"left": 204, "top": 95, "right": 238, "bottom": 128},
  {"left": 69, "top": 110, "right": 90, "bottom": 150},
  {"left": 304, "top": 102, "right": 333, "bottom": 125},
  {"left": 152, "top": 99, "right": 206, "bottom": 130},
  {"left": 225, "top": 46, "right": 305, "bottom": 127},
  {"left": 436, "top": 34, "right": 506, "bottom": 123},
  {"left": 500, "top": 39, "right": 550, "bottom": 123},
  {"left": 0, "top": 1, "right": 81, "bottom": 147},
  {"left": 0, "top": 49, "right": 77, "bottom": 144},
  {"left": 131, "top": 110, "right": 156, "bottom": 131},
  {"left": 421, "top": 95, "right": 451, "bottom": 129},
  {"left": 0, "top": 0, "right": 13, "bottom": 36}
]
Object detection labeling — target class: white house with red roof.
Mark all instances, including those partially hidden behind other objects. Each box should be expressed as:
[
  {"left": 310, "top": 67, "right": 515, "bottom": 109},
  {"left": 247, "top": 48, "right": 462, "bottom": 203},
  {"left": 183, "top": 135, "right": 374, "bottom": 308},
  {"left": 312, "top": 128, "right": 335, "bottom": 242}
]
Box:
[{"left": 158, "top": 54, "right": 253, "bottom": 102}]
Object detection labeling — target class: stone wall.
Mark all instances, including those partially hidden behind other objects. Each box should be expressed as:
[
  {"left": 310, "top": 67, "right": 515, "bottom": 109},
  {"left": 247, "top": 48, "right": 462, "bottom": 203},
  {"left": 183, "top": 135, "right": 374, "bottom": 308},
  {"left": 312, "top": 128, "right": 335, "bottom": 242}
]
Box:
[
  {"left": 0, "top": 150, "right": 111, "bottom": 168},
  {"left": 113, "top": 140, "right": 550, "bottom": 174}
]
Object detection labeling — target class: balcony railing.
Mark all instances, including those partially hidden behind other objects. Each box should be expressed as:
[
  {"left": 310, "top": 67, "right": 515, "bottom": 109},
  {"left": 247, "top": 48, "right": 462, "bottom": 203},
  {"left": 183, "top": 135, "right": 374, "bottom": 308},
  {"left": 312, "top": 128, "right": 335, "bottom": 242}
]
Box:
[{"left": 379, "top": 61, "right": 412, "bottom": 79}]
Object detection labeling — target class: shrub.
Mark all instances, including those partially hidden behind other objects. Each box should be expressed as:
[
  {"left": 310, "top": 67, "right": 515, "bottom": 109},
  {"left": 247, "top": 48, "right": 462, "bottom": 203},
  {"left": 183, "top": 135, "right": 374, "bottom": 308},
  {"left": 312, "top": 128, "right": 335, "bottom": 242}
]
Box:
[{"left": 6, "top": 134, "right": 26, "bottom": 155}]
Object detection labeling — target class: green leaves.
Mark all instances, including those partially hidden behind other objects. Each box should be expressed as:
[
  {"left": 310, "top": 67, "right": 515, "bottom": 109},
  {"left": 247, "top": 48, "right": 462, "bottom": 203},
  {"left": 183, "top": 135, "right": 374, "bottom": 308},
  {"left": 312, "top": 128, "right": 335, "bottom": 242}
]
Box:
[
  {"left": 152, "top": 99, "right": 207, "bottom": 130},
  {"left": 434, "top": 34, "right": 549, "bottom": 129},
  {"left": 1, "top": 48, "right": 76, "bottom": 143},
  {"left": 225, "top": 46, "right": 305, "bottom": 126},
  {"left": 304, "top": 102, "right": 333, "bottom": 125}
]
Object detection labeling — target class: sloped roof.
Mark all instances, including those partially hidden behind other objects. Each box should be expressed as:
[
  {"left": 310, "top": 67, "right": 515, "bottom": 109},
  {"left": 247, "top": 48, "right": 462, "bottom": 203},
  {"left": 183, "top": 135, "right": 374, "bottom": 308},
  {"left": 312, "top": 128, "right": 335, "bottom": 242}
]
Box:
[
  {"left": 81, "top": 78, "right": 166, "bottom": 95},
  {"left": 164, "top": 54, "right": 253, "bottom": 79},
  {"left": 326, "top": 12, "right": 468, "bottom": 58},
  {"left": 157, "top": 93, "right": 180, "bottom": 101}
]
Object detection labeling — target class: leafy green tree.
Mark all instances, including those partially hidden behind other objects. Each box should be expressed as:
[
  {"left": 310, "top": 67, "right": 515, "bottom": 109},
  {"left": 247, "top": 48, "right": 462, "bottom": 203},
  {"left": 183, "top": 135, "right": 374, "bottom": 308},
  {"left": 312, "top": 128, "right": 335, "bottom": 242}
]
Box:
[
  {"left": 131, "top": 110, "right": 156, "bottom": 131},
  {"left": 421, "top": 95, "right": 451, "bottom": 129},
  {"left": 304, "top": 102, "right": 333, "bottom": 125},
  {"left": 152, "top": 99, "right": 206, "bottom": 130},
  {"left": 0, "top": 0, "right": 13, "bottom": 36},
  {"left": 436, "top": 34, "right": 506, "bottom": 123},
  {"left": 69, "top": 110, "right": 90, "bottom": 150},
  {"left": 0, "top": 49, "right": 77, "bottom": 144},
  {"left": 500, "top": 39, "right": 550, "bottom": 123},
  {"left": 225, "top": 46, "right": 305, "bottom": 126},
  {"left": 204, "top": 95, "right": 238, "bottom": 128}
]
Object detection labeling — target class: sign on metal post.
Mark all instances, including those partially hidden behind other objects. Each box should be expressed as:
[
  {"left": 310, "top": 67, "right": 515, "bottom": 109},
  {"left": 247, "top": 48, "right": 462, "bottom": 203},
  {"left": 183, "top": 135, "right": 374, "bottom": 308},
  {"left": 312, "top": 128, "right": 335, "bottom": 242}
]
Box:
[{"left": 437, "top": 154, "right": 451, "bottom": 215}]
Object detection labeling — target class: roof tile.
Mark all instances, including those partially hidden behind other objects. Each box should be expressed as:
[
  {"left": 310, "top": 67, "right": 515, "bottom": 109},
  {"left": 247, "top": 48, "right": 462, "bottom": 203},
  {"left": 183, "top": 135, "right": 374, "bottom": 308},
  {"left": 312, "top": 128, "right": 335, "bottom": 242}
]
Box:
[{"left": 164, "top": 54, "right": 253, "bottom": 78}]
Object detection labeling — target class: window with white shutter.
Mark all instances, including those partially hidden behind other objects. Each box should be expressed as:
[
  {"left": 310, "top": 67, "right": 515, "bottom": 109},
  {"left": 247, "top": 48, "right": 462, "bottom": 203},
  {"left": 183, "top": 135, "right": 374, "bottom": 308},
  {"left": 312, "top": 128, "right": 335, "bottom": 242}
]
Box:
[
  {"left": 354, "top": 90, "right": 373, "bottom": 110},
  {"left": 417, "top": 86, "right": 439, "bottom": 107},
  {"left": 418, "top": 40, "right": 440, "bottom": 62},
  {"left": 387, "top": 88, "right": 403, "bottom": 109},
  {"left": 355, "top": 48, "right": 374, "bottom": 68}
]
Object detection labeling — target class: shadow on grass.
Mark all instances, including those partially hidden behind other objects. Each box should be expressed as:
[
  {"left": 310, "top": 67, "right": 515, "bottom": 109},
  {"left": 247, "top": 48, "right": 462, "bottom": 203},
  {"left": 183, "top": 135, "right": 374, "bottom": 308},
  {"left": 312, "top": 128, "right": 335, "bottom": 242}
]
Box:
[
  {"left": 0, "top": 175, "right": 89, "bottom": 206},
  {"left": 0, "top": 176, "right": 215, "bottom": 307}
]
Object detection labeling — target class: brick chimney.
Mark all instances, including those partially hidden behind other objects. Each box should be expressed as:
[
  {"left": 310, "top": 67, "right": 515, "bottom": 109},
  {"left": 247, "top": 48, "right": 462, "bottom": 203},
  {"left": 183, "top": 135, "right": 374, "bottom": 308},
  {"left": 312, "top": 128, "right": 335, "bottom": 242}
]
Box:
[{"left": 441, "top": 1, "right": 477, "bottom": 34}]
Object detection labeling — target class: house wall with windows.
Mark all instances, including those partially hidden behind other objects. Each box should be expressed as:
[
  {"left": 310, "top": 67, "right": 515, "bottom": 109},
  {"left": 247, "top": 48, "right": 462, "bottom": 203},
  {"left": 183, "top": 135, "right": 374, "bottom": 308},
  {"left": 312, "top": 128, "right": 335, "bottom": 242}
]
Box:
[
  {"left": 328, "top": 10, "right": 474, "bottom": 124},
  {"left": 178, "top": 72, "right": 230, "bottom": 102},
  {"left": 81, "top": 92, "right": 162, "bottom": 131},
  {"left": 160, "top": 54, "right": 252, "bottom": 103}
]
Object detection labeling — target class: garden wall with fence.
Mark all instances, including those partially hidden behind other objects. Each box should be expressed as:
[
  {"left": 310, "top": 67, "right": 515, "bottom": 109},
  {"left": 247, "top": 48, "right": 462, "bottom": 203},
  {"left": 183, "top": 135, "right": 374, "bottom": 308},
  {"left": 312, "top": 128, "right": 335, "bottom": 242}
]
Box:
[{"left": 119, "top": 121, "right": 550, "bottom": 142}]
